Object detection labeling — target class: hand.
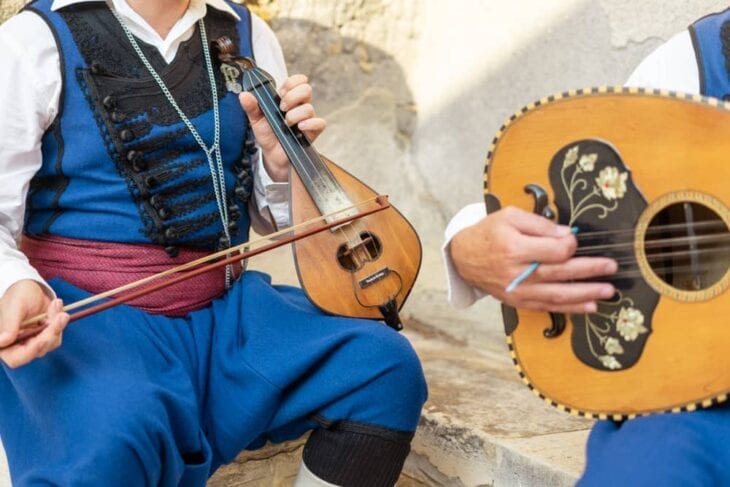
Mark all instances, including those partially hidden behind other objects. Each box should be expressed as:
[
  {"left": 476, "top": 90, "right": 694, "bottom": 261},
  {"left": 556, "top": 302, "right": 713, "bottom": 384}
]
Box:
[
  {"left": 239, "top": 74, "right": 327, "bottom": 182},
  {"left": 0, "top": 280, "right": 69, "bottom": 368},
  {"left": 449, "top": 206, "right": 618, "bottom": 314}
]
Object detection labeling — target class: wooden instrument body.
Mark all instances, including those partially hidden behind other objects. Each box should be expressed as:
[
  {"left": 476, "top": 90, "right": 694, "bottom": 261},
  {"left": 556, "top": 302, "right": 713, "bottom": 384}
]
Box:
[
  {"left": 486, "top": 88, "right": 730, "bottom": 418},
  {"left": 291, "top": 155, "right": 422, "bottom": 320},
  {"left": 216, "top": 41, "right": 424, "bottom": 326}
]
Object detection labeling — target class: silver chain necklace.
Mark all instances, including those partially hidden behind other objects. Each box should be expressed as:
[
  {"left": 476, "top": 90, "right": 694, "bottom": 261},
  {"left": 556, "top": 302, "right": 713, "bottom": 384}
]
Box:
[{"left": 109, "top": 8, "right": 233, "bottom": 287}]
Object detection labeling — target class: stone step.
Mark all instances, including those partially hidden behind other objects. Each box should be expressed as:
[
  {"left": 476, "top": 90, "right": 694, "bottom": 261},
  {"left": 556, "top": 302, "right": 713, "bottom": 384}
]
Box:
[{"left": 401, "top": 320, "right": 592, "bottom": 486}]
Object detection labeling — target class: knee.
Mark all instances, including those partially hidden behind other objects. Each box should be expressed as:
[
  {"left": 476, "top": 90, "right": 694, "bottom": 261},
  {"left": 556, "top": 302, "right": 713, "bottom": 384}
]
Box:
[
  {"left": 354, "top": 326, "right": 428, "bottom": 417},
  {"left": 386, "top": 332, "right": 428, "bottom": 408}
]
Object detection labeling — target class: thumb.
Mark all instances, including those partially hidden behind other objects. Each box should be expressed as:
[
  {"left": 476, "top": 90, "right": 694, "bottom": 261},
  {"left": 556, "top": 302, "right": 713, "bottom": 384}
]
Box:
[
  {"left": 506, "top": 208, "right": 573, "bottom": 238},
  {"left": 238, "top": 92, "right": 264, "bottom": 123},
  {"left": 0, "top": 295, "right": 25, "bottom": 347}
]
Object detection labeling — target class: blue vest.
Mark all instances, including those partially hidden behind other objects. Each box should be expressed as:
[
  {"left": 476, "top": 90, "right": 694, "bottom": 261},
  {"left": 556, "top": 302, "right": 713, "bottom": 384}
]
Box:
[
  {"left": 24, "top": 0, "right": 255, "bottom": 257},
  {"left": 690, "top": 8, "right": 730, "bottom": 98}
]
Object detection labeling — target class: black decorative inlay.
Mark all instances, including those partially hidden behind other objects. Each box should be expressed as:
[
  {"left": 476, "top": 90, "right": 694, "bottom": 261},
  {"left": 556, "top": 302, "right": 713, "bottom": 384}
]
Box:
[{"left": 548, "top": 140, "right": 659, "bottom": 371}]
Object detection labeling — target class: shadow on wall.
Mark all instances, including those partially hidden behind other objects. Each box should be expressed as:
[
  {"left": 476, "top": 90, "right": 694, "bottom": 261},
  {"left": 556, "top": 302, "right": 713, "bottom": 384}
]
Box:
[{"left": 268, "top": 17, "right": 441, "bottom": 241}]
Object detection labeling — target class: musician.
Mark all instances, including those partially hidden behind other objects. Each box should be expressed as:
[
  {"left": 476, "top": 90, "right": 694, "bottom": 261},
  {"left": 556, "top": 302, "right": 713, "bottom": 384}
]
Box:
[
  {"left": 0, "top": 0, "right": 427, "bottom": 485},
  {"left": 444, "top": 8, "right": 730, "bottom": 485}
]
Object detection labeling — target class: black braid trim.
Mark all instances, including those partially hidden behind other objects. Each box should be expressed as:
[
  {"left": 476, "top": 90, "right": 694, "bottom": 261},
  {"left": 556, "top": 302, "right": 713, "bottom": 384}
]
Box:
[
  {"left": 60, "top": 4, "right": 242, "bottom": 248},
  {"left": 720, "top": 21, "right": 730, "bottom": 95}
]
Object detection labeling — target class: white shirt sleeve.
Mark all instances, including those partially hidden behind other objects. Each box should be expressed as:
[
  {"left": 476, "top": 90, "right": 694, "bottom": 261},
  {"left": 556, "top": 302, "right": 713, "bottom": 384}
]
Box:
[
  {"left": 443, "top": 28, "right": 700, "bottom": 309},
  {"left": 0, "top": 12, "right": 60, "bottom": 299},
  {"left": 442, "top": 203, "right": 488, "bottom": 308},
  {"left": 249, "top": 13, "right": 291, "bottom": 231},
  {"left": 625, "top": 30, "right": 700, "bottom": 94}
]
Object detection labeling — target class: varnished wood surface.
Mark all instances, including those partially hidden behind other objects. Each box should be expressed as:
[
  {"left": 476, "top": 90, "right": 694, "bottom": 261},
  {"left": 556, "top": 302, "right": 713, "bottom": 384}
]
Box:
[
  {"left": 487, "top": 90, "right": 730, "bottom": 417},
  {"left": 291, "top": 155, "right": 422, "bottom": 320}
]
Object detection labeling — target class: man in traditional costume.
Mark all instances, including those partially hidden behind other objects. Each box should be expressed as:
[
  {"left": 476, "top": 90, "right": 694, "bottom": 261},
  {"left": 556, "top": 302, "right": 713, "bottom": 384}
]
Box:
[{"left": 0, "top": 1, "right": 427, "bottom": 485}]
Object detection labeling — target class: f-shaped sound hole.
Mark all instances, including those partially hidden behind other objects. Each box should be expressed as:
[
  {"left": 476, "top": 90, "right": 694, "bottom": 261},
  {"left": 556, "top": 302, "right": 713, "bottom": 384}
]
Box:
[{"left": 336, "top": 231, "right": 383, "bottom": 271}]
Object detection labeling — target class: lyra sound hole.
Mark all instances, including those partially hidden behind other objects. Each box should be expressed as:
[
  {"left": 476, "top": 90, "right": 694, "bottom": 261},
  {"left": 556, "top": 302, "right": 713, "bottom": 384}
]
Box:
[
  {"left": 644, "top": 202, "right": 730, "bottom": 292},
  {"left": 336, "top": 231, "right": 383, "bottom": 272}
]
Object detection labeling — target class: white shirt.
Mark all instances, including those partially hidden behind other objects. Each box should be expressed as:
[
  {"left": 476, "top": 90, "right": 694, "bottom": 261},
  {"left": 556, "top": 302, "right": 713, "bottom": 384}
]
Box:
[
  {"left": 443, "top": 29, "right": 701, "bottom": 308},
  {"left": 0, "top": 0, "right": 291, "bottom": 298}
]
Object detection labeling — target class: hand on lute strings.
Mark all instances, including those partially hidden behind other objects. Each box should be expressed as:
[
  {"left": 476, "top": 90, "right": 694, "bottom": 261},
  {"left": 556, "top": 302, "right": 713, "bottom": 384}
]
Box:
[{"left": 449, "top": 206, "right": 618, "bottom": 314}]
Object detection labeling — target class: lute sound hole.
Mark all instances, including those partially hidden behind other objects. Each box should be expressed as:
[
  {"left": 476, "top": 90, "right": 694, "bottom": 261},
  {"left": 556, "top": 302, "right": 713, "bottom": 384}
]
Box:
[{"left": 637, "top": 193, "right": 730, "bottom": 301}]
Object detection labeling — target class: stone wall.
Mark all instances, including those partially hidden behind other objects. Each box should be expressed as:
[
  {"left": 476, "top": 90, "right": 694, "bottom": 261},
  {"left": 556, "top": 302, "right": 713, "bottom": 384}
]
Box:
[{"left": 0, "top": 0, "right": 24, "bottom": 20}]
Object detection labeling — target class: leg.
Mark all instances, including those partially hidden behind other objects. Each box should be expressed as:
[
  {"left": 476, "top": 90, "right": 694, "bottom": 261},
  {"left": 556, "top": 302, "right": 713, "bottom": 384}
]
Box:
[
  {"left": 578, "top": 403, "right": 730, "bottom": 486},
  {"left": 204, "top": 271, "right": 428, "bottom": 486},
  {"left": 0, "top": 279, "right": 211, "bottom": 487}
]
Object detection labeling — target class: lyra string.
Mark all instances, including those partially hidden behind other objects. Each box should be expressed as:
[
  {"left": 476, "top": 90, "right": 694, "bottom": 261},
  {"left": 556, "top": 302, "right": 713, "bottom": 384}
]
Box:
[
  {"left": 242, "top": 66, "right": 392, "bottom": 307},
  {"left": 241, "top": 67, "right": 364, "bottom": 244}
]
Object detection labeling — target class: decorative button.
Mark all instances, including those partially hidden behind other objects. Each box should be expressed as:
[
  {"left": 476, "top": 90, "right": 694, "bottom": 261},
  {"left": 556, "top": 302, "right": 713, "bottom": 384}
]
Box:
[
  {"left": 157, "top": 207, "right": 171, "bottom": 220},
  {"left": 126, "top": 150, "right": 140, "bottom": 162},
  {"left": 89, "top": 62, "right": 103, "bottom": 75},
  {"left": 164, "top": 227, "right": 178, "bottom": 240},
  {"left": 126, "top": 151, "right": 146, "bottom": 172},
  {"left": 111, "top": 111, "right": 126, "bottom": 123},
  {"left": 102, "top": 95, "right": 116, "bottom": 110},
  {"left": 120, "top": 129, "right": 134, "bottom": 142},
  {"left": 149, "top": 194, "right": 163, "bottom": 208},
  {"left": 132, "top": 159, "right": 147, "bottom": 173},
  {"left": 165, "top": 246, "right": 179, "bottom": 258},
  {"left": 228, "top": 204, "right": 240, "bottom": 220},
  {"left": 144, "top": 175, "right": 158, "bottom": 188},
  {"left": 244, "top": 139, "right": 256, "bottom": 152},
  {"left": 228, "top": 220, "right": 239, "bottom": 234},
  {"left": 218, "top": 235, "right": 231, "bottom": 249},
  {"left": 234, "top": 186, "right": 250, "bottom": 200}
]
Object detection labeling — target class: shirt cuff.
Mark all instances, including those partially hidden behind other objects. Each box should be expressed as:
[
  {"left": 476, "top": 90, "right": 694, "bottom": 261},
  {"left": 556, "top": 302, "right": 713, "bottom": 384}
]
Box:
[
  {"left": 442, "top": 202, "right": 488, "bottom": 308},
  {"left": 252, "top": 148, "right": 291, "bottom": 229},
  {"left": 0, "top": 258, "right": 54, "bottom": 301}
]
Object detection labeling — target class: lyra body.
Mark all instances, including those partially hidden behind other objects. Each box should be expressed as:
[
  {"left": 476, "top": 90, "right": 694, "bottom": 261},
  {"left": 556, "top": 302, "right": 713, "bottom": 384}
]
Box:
[
  {"left": 485, "top": 87, "right": 730, "bottom": 419},
  {"left": 215, "top": 37, "right": 422, "bottom": 330}
]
